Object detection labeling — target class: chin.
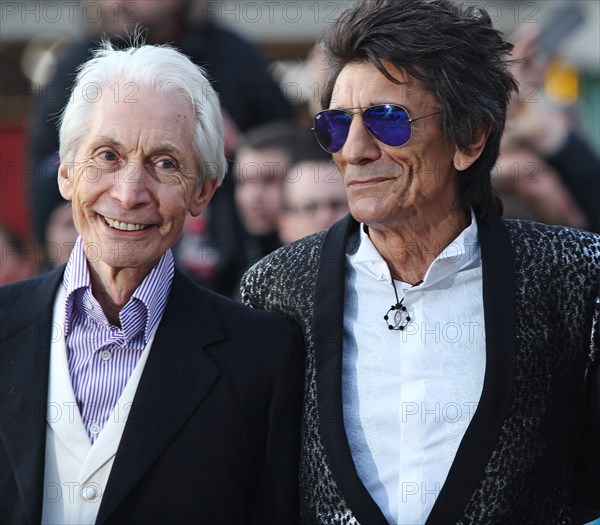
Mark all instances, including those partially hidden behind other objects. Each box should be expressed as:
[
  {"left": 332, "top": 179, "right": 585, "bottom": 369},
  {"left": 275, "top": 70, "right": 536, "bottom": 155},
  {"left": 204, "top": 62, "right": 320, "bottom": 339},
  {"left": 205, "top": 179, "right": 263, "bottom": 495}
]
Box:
[
  {"left": 98, "top": 256, "right": 144, "bottom": 270},
  {"left": 94, "top": 241, "right": 160, "bottom": 270},
  {"left": 348, "top": 203, "right": 388, "bottom": 227}
]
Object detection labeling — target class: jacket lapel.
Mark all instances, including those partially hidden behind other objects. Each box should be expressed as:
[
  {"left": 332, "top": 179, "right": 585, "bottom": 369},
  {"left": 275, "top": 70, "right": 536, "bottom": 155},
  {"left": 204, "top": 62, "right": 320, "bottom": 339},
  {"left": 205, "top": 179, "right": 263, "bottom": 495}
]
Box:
[
  {"left": 96, "top": 271, "right": 224, "bottom": 524},
  {"left": 0, "top": 268, "right": 64, "bottom": 525},
  {"left": 314, "top": 215, "right": 389, "bottom": 525},
  {"left": 425, "top": 217, "right": 517, "bottom": 524},
  {"left": 313, "top": 215, "right": 517, "bottom": 524}
]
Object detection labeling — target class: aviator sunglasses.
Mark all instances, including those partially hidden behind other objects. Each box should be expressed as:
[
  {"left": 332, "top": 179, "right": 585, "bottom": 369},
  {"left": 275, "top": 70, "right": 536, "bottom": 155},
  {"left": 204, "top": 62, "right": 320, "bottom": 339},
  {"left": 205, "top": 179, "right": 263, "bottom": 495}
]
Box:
[{"left": 313, "top": 104, "right": 442, "bottom": 154}]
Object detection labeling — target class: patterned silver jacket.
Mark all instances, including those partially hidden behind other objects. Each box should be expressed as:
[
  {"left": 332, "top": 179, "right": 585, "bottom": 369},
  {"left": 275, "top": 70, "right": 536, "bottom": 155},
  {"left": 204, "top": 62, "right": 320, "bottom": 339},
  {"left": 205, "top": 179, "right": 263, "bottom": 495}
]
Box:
[{"left": 242, "top": 215, "right": 600, "bottom": 525}]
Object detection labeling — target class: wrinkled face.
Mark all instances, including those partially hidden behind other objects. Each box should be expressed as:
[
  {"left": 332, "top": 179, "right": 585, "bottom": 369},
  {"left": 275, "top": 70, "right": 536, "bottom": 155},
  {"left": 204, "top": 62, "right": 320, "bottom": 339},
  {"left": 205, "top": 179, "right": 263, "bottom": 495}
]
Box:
[
  {"left": 330, "top": 61, "right": 462, "bottom": 229},
  {"left": 279, "top": 160, "right": 348, "bottom": 243},
  {"left": 58, "top": 85, "right": 216, "bottom": 275},
  {"left": 234, "top": 147, "right": 287, "bottom": 236}
]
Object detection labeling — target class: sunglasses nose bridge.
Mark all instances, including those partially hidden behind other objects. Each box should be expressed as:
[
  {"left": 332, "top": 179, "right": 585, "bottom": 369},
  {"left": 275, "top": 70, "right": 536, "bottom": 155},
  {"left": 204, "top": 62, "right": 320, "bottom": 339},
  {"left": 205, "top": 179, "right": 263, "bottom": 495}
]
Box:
[{"left": 344, "top": 109, "right": 379, "bottom": 148}]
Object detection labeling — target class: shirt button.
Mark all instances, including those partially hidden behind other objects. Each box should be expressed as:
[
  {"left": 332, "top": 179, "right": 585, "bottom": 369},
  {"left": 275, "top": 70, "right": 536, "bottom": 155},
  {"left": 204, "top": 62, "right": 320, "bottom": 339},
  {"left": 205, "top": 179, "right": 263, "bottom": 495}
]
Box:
[
  {"left": 101, "top": 350, "right": 112, "bottom": 361},
  {"left": 89, "top": 423, "right": 101, "bottom": 436},
  {"left": 81, "top": 484, "right": 98, "bottom": 502},
  {"left": 85, "top": 300, "right": 93, "bottom": 310}
]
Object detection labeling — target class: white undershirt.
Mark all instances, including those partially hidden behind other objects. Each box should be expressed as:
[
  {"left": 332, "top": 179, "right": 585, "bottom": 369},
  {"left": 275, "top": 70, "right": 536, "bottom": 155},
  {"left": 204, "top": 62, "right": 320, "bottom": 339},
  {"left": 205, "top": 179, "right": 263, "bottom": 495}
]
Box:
[
  {"left": 342, "top": 212, "right": 486, "bottom": 525},
  {"left": 42, "top": 286, "right": 155, "bottom": 525}
]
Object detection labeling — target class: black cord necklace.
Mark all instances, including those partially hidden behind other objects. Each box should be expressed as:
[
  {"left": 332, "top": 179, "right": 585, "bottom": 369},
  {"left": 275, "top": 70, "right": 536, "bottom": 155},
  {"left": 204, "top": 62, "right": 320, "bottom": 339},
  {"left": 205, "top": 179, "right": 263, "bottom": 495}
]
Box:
[
  {"left": 362, "top": 224, "right": 421, "bottom": 331},
  {"left": 383, "top": 279, "right": 422, "bottom": 330}
]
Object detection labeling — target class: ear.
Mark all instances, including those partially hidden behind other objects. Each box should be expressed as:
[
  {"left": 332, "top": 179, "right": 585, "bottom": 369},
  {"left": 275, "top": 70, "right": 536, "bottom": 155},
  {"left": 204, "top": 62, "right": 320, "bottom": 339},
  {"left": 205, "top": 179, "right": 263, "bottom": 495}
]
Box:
[
  {"left": 58, "top": 162, "right": 74, "bottom": 201},
  {"left": 453, "top": 129, "right": 490, "bottom": 171},
  {"left": 189, "top": 178, "right": 218, "bottom": 217}
]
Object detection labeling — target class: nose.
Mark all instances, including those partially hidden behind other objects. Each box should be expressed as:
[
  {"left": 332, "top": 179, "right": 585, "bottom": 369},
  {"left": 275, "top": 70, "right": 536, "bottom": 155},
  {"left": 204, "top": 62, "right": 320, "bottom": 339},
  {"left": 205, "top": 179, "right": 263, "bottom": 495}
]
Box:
[
  {"left": 110, "top": 162, "right": 152, "bottom": 209},
  {"left": 337, "top": 116, "right": 381, "bottom": 165}
]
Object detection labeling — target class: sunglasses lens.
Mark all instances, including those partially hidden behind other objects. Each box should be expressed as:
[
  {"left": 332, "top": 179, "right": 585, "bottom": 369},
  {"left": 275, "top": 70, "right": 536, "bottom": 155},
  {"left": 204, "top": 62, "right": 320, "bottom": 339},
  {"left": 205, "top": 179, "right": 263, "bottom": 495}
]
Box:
[
  {"left": 363, "top": 104, "right": 411, "bottom": 147},
  {"left": 314, "top": 110, "right": 351, "bottom": 153}
]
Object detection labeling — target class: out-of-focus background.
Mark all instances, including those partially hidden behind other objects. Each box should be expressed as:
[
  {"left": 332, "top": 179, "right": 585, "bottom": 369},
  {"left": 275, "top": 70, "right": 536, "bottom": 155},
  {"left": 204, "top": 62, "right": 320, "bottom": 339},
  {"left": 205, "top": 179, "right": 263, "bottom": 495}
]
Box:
[{"left": 1, "top": 0, "right": 599, "bottom": 297}]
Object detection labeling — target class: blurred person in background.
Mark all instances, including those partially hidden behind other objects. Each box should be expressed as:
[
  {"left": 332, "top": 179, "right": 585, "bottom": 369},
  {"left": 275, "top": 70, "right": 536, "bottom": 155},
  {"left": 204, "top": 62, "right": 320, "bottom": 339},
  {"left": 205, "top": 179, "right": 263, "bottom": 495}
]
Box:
[
  {"left": 279, "top": 159, "right": 348, "bottom": 245},
  {"left": 234, "top": 125, "right": 290, "bottom": 244},
  {"left": 28, "top": 0, "right": 293, "bottom": 294},
  {"left": 28, "top": 153, "right": 79, "bottom": 272},
  {"left": 43, "top": 202, "right": 78, "bottom": 269},
  {"left": 0, "top": 225, "right": 38, "bottom": 285},
  {"left": 228, "top": 121, "right": 335, "bottom": 295},
  {"left": 271, "top": 45, "right": 331, "bottom": 129},
  {"left": 497, "top": 10, "right": 600, "bottom": 233}
]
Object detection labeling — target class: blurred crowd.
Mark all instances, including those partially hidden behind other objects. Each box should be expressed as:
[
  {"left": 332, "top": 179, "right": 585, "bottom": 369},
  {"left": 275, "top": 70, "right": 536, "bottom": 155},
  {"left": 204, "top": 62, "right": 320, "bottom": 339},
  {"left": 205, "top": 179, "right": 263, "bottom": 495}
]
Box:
[{"left": 1, "top": 0, "right": 599, "bottom": 298}]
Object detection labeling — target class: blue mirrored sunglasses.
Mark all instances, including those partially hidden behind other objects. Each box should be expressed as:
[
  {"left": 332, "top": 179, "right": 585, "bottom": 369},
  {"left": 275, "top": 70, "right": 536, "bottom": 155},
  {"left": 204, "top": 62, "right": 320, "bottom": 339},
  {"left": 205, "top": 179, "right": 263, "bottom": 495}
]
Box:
[{"left": 312, "top": 104, "right": 441, "bottom": 153}]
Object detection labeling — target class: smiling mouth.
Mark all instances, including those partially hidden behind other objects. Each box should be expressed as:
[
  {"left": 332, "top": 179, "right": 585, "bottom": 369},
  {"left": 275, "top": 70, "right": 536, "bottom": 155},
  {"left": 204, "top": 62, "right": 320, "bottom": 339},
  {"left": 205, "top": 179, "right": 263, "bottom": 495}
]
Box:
[
  {"left": 349, "top": 177, "right": 393, "bottom": 186},
  {"left": 103, "top": 215, "right": 149, "bottom": 231}
]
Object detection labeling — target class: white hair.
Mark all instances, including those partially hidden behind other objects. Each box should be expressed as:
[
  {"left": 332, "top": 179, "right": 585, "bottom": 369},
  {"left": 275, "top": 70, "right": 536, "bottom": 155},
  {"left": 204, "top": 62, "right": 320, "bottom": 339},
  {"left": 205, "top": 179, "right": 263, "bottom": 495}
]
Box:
[{"left": 58, "top": 40, "right": 227, "bottom": 184}]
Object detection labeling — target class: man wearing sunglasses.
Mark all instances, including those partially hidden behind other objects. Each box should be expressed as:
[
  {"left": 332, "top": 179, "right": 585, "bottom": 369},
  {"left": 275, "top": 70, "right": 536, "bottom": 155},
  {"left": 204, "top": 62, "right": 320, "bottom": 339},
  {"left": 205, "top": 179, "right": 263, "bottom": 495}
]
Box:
[{"left": 242, "top": 0, "right": 600, "bottom": 523}]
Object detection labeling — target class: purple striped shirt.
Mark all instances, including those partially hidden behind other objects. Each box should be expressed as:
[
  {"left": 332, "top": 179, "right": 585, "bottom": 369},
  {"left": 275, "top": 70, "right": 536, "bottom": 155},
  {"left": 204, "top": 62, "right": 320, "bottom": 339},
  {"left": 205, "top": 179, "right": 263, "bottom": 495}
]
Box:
[{"left": 63, "top": 237, "right": 174, "bottom": 442}]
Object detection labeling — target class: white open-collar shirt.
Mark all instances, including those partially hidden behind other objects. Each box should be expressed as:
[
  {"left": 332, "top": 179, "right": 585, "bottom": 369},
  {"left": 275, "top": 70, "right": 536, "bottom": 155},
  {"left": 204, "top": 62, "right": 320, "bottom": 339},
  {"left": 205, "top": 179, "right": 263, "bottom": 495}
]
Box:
[{"left": 342, "top": 211, "right": 486, "bottom": 525}]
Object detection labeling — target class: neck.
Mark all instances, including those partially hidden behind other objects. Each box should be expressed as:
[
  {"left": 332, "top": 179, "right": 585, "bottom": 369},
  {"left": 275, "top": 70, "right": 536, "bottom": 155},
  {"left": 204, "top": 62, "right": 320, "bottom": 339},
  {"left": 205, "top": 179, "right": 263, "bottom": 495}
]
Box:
[
  {"left": 87, "top": 263, "right": 151, "bottom": 326},
  {"left": 367, "top": 206, "right": 469, "bottom": 284}
]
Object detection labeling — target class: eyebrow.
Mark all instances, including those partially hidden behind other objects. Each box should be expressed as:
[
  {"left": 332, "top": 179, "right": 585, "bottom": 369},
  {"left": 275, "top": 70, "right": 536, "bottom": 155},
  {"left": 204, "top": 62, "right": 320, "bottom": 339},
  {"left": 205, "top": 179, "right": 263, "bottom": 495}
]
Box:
[
  {"left": 88, "top": 136, "right": 124, "bottom": 152},
  {"left": 151, "top": 145, "right": 185, "bottom": 158},
  {"left": 89, "top": 136, "right": 185, "bottom": 158}
]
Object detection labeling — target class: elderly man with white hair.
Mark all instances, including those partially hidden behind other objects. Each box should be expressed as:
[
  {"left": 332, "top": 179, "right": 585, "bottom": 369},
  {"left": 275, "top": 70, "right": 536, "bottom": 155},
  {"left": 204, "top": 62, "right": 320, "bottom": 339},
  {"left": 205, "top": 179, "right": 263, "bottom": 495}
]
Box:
[{"left": 0, "top": 41, "right": 303, "bottom": 525}]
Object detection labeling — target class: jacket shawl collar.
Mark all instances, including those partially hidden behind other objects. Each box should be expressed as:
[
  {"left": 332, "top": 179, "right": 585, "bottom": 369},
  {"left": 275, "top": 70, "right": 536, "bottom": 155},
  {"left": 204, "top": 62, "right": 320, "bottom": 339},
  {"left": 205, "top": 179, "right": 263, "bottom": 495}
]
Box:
[
  {"left": 0, "top": 268, "right": 226, "bottom": 525},
  {"left": 313, "top": 214, "right": 517, "bottom": 525},
  {"left": 0, "top": 267, "right": 64, "bottom": 525},
  {"left": 96, "top": 270, "right": 225, "bottom": 523}
]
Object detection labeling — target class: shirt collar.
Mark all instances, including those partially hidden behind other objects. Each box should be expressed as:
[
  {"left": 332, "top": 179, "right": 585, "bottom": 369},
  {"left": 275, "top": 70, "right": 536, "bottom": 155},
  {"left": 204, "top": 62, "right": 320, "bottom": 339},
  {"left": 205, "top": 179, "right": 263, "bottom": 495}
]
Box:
[
  {"left": 128, "top": 249, "right": 174, "bottom": 341},
  {"left": 63, "top": 237, "right": 90, "bottom": 298},
  {"left": 352, "top": 209, "right": 480, "bottom": 287},
  {"left": 63, "top": 237, "right": 92, "bottom": 336},
  {"left": 63, "top": 236, "right": 174, "bottom": 342}
]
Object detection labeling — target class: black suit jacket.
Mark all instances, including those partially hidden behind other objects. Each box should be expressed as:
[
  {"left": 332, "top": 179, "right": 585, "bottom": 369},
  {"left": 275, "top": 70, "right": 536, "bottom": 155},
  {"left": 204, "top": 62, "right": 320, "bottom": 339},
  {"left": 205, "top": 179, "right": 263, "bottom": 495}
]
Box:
[
  {"left": 242, "top": 215, "right": 600, "bottom": 524},
  {"left": 0, "top": 267, "right": 304, "bottom": 524}
]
